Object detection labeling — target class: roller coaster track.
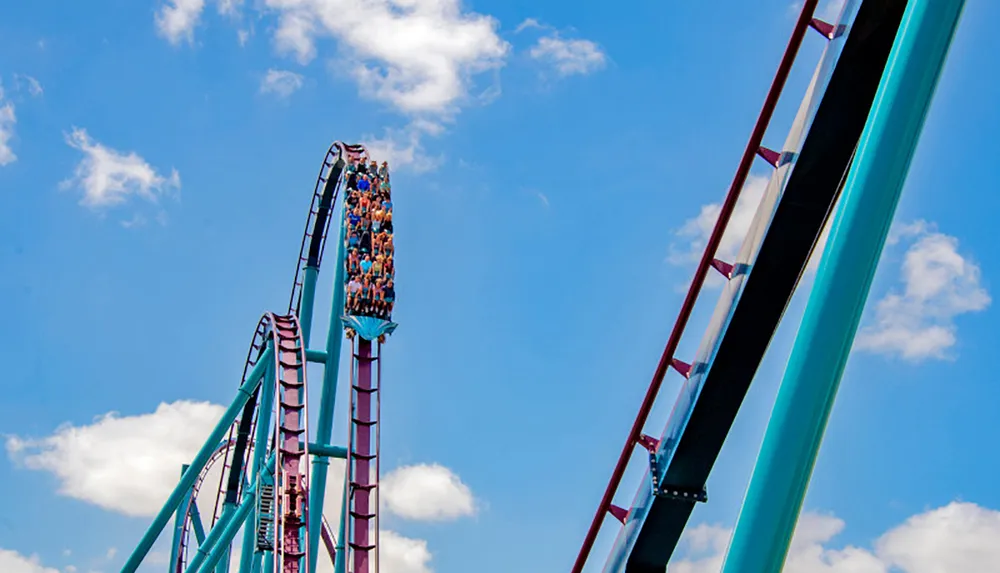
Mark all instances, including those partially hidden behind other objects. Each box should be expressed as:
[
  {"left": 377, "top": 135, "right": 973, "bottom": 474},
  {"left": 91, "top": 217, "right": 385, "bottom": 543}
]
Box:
[
  {"left": 568, "top": 5, "right": 824, "bottom": 570},
  {"left": 173, "top": 141, "right": 367, "bottom": 573},
  {"left": 571, "top": 0, "right": 912, "bottom": 570}
]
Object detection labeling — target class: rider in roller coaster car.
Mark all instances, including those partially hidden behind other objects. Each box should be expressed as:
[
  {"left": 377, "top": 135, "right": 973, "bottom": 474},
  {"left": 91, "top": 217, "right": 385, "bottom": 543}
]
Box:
[{"left": 342, "top": 154, "right": 395, "bottom": 327}]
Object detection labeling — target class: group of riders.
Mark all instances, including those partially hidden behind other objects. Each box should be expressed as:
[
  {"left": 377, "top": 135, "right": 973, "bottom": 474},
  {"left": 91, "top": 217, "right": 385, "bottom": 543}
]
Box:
[{"left": 342, "top": 156, "right": 395, "bottom": 320}]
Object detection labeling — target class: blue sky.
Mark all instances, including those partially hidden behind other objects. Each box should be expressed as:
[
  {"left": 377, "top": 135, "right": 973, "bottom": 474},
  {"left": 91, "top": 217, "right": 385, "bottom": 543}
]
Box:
[{"left": 1, "top": 1, "right": 999, "bottom": 572}]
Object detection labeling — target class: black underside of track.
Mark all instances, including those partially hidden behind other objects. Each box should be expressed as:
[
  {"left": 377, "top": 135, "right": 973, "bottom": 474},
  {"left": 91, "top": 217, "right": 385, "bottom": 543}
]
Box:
[
  {"left": 307, "top": 158, "right": 346, "bottom": 267},
  {"left": 625, "top": 1, "right": 908, "bottom": 571}
]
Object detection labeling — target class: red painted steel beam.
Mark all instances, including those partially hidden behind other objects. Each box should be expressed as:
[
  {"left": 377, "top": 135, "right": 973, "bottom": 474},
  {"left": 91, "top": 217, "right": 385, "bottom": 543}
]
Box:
[{"left": 568, "top": 2, "right": 820, "bottom": 571}]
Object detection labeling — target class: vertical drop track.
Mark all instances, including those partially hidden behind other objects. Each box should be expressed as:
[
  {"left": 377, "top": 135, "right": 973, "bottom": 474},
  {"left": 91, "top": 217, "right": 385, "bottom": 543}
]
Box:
[{"left": 344, "top": 338, "right": 382, "bottom": 573}]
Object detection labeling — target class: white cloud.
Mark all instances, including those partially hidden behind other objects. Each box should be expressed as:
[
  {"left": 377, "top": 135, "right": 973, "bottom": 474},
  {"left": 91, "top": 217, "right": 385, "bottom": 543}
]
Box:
[
  {"left": 5, "top": 400, "right": 225, "bottom": 517},
  {"left": 61, "top": 127, "right": 181, "bottom": 209},
  {"left": 363, "top": 121, "right": 443, "bottom": 173},
  {"left": 0, "top": 550, "right": 60, "bottom": 573},
  {"left": 263, "top": 0, "right": 509, "bottom": 115},
  {"left": 529, "top": 34, "right": 607, "bottom": 77},
  {"left": 668, "top": 175, "right": 770, "bottom": 286},
  {"left": 381, "top": 463, "right": 476, "bottom": 521},
  {"left": 155, "top": 0, "right": 510, "bottom": 114},
  {"left": 856, "top": 221, "right": 989, "bottom": 361},
  {"left": 7, "top": 400, "right": 475, "bottom": 572},
  {"left": 156, "top": 0, "right": 207, "bottom": 45},
  {"left": 671, "top": 502, "right": 1000, "bottom": 573},
  {"left": 877, "top": 502, "right": 1000, "bottom": 572},
  {"left": 381, "top": 532, "right": 433, "bottom": 573},
  {"left": 260, "top": 69, "right": 304, "bottom": 98},
  {"left": 0, "top": 84, "right": 17, "bottom": 166}
]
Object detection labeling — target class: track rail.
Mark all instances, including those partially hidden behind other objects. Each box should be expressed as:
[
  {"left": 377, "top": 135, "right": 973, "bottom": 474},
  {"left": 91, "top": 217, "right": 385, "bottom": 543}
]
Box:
[
  {"left": 344, "top": 338, "right": 381, "bottom": 573},
  {"left": 569, "top": 2, "right": 822, "bottom": 571},
  {"left": 269, "top": 312, "right": 310, "bottom": 573},
  {"left": 177, "top": 439, "right": 239, "bottom": 573}
]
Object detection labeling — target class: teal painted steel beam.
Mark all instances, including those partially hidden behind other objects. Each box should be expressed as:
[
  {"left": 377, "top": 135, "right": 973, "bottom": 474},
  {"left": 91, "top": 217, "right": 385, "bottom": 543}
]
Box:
[
  {"left": 307, "top": 210, "right": 349, "bottom": 573},
  {"left": 299, "top": 266, "right": 321, "bottom": 347},
  {"left": 308, "top": 443, "right": 347, "bottom": 459},
  {"left": 122, "top": 346, "right": 273, "bottom": 573},
  {"left": 213, "top": 507, "right": 235, "bottom": 573},
  {"left": 334, "top": 434, "right": 350, "bottom": 573},
  {"left": 169, "top": 465, "right": 191, "bottom": 573},
  {"left": 190, "top": 502, "right": 207, "bottom": 545},
  {"left": 306, "top": 350, "right": 328, "bottom": 364},
  {"left": 719, "top": 1, "right": 965, "bottom": 571},
  {"left": 238, "top": 341, "right": 276, "bottom": 573}
]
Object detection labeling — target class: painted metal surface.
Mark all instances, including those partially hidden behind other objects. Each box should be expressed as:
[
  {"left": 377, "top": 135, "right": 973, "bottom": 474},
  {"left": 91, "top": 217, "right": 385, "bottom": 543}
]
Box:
[
  {"left": 569, "top": 2, "right": 821, "bottom": 570},
  {"left": 720, "top": 1, "right": 966, "bottom": 570},
  {"left": 344, "top": 338, "right": 379, "bottom": 573},
  {"left": 602, "top": 0, "right": 919, "bottom": 568},
  {"left": 342, "top": 316, "right": 397, "bottom": 342},
  {"left": 600, "top": 6, "right": 851, "bottom": 564}
]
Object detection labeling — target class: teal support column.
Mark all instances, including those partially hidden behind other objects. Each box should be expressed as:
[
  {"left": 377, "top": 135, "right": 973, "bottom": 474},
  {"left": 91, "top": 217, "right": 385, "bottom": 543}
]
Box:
[
  {"left": 300, "top": 266, "right": 321, "bottom": 347},
  {"left": 189, "top": 503, "right": 207, "bottom": 545},
  {"left": 719, "top": 1, "right": 966, "bottom": 571},
  {"left": 238, "top": 341, "right": 276, "bottom": 573},
  {"left": 261, "top": 553, "right": 274, "bottom": 573},
  {"left": 169, "top": 465, "right": 192, "bottom": 573},
  {"left": 213, "top": 507, "right": 235, "bottom": 573},
  {"left": 334, "top": 478, "right": 348, "bottom": 573},
  {"left": 248, "top": 553, "right": 263, "bottom": 573},
  {"left": 123, "top": 346, "right": 273, "bottom": 573},
  {"left": 307, "top": 214, "right": 349, "bottom": 573}
]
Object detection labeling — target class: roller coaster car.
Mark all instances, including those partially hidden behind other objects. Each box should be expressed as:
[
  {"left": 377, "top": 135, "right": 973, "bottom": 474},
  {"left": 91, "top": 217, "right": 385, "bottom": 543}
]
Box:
[{"left": 342, "top": 158, "right": 395, "bottom": 323}]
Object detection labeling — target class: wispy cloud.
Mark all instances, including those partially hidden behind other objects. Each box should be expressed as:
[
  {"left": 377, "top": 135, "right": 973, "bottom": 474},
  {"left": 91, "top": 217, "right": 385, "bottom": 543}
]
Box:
[
  {"left": 856, "top": 221, "right": 990, "bottom": 361},
  {"left": 0, "top": 84, "right": 17, "bottom": 166},
  {"left": 529, "top": 35, "right": 608, "bottom": 77},
  {"left": 61, "top": 128, "right": 181, "bottom": 210},
  {"left": 259, "top": 69, "right": 304, "bottom": 98},
  {"left": 14, "top": 74, "right": 43, "bottom": 97},
  {"left": 517, "top": 19, "right": 608, "bottom": 77},
  {"left": 155, "top": 0, "right": 206, "bottom": 45}
]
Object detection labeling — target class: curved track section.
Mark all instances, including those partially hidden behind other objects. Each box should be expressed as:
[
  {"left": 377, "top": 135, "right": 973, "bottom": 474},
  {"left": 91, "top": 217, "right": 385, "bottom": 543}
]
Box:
[
  {"left": 289, "top": 142, "right": 367, "bottom": 314},
  {"left": 173, "top": 142, "right": 368, "bottom": 573},
  {"left": 177, "top": 439, "right": 239, "bottom": 573}
]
